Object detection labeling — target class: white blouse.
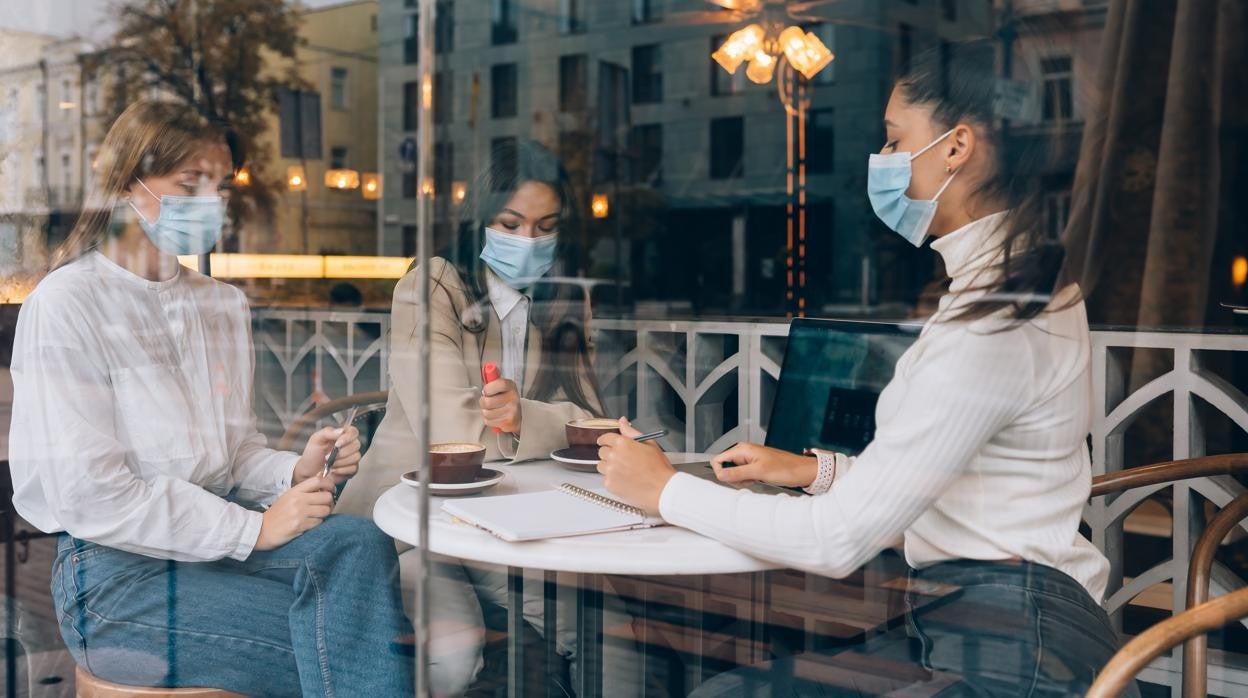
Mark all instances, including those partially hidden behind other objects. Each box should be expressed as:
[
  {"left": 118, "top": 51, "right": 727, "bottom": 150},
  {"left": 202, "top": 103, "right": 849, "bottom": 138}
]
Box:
[
  {"left": 659, "top": 212, "right": 1112, "bottom": 600},
  {"left": 485, "top": 270, "right": 531, "bottom": 396},
  {"left": 8, "top": 252, "right": 296, "bottom": 562}
]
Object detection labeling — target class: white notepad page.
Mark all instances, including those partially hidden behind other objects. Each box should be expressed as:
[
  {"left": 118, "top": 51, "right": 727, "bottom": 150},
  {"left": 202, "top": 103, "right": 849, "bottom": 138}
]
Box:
[{"left": 441, "top": 485, "right": 665, "bottom": 542}]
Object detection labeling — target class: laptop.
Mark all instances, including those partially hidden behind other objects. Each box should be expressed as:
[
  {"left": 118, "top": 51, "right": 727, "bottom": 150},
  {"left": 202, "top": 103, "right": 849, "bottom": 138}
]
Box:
[{"left": 678, "top": 318, "right": 921, "bottom": 493}]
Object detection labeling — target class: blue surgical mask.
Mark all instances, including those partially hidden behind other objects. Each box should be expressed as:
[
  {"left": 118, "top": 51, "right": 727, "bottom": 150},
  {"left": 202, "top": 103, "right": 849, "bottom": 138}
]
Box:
[
  {"left": 479, "top": 226, "right": 558, "bottom": 289},
  {"left": 867, "top": 127, "right": 958, "bottom": 246},
  {"left": 127, "top": 178, "right": 226, "bottom": 256}
]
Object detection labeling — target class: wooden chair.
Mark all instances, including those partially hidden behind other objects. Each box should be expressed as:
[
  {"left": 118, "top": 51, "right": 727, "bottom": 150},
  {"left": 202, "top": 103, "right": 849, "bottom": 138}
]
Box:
[
  {"left": 1086, "top": 585, "right": 1248, "bottom": 698},
  {"left": 75, "top": 667, "right": 242, "bottom": 697},
  {"left": 276, "top": 390, "right": 389, "bottom": 453},
  {"left": 1088, "top": 453, "right": 1248, "bottom": 698}
]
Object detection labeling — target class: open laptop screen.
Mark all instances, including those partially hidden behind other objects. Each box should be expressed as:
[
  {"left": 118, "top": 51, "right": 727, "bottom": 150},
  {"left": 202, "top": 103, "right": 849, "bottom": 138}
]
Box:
[{"left": 763, "top": 319, "right": 920, "bottom": 456}]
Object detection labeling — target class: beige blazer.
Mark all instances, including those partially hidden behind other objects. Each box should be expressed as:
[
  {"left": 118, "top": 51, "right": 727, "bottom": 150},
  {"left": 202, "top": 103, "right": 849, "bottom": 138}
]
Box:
[{"left": 337, "top": 258, "right": 599, "bottom": 516}]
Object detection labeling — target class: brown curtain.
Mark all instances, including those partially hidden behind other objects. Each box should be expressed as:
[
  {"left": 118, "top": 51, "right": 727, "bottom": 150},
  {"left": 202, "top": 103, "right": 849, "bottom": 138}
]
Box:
[
  {"left": 1063, "top": 0, "right": 1248, "bottom": 331},
  {"left": 1062, "top": 0, "right": 1248, "bottom": 468}
]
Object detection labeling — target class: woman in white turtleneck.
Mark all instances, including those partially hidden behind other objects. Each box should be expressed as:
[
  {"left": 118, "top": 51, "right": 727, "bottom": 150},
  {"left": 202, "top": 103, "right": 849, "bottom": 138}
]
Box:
[{"left": 596, "top": 44, "right": 1135, "bottom": 696}]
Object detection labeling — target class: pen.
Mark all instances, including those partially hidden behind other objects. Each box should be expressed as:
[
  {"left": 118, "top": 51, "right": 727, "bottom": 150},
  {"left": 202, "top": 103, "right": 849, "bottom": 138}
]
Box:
[
  {"left": 322, "top": 405, "right": 359, "bottom": 480},
  {"left": 633, "top": 429, "right": 667, "bottom": 443}
]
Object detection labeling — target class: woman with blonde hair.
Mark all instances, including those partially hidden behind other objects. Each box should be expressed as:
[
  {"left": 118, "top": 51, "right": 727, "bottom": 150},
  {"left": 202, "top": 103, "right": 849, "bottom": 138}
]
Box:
[{"left": 8, "top": 100, "right": 412, "bottom": 694}]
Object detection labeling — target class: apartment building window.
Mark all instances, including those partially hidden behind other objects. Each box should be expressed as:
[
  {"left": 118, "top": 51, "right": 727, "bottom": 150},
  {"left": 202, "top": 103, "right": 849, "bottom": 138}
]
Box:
[
  {"left": 61, "top": 153, "right": 71, "bottom": 198},
  {"left": 491, "top": 63, "right": 517, "bottom": 119},
  {"left": 632, "top": 44, "right": 663, "bottom": 105},
  {"left": 403, "top": 81, "right": 419, "bottom": 131},
  {"left": 710, "top": 35, "right": 744, "bottom": 96},
  {"left": 492, "top": 0, "right": 517, "bottom": 45},
  {"left": 404, "top": 14, "right": 418, "bottom": 64},
  {"left": 942, "top": 0, "right": 958, "bottom": 21},
  {"left": 278, "top": 88, "right": 322, "bottom": 158},
  {"left": 1041, "top": 56, "right": 1074, "bottom": 124},
  {"left": 35, "top": 156, "right": 45, "bottom": 188},
  {"left": 34, "top": 83, "right": 45, "bottom": 121},
  {"left": 710, "top": 116, "right": 744, "bottom": 180},
  {"left": 330, "top": 67, "right": 349, "bottom": 110},
  {"left": 60, "top": 79, "right": 71, "bottom": 119},
  {"left": 630, "top": 123, "right": 662, "bottom": 185},
  {"left": 434, "top": 141, "right": 454, "bottom": 197},
  {"left": 1044, "top": 188, "right": 1072, "bottom": 238},
  {"left": 402, "top": 225, "right": 417, "bottom": 256},
  {"left": 434, "top": 70, "right": 453, "bottom": 124},
  {"left": 808, "top": 108, "right": 834, "bottom": 174},
  {"left": 402, "top": 171, "right": 417, "bottom": 199},
  {"left": 330, "top": 146, "right": 348, "bottom": 169},
  {"left": 436, "top": 0, "right": 454, "bottom": 53},
  {"left": 898, "top": 23, "right": 913, "bottom": 75},
  {"left": 559, "top": 0, "right": 585, "bottom": 34},
  {"left": 84, "top": 80, "right": 98, "bottom": 116},
  {"left": 559, "top": 54, "right": 587, "bottom": 112},
  {"left": 632, "top": 0, "right": 660, "bottom": 24}
]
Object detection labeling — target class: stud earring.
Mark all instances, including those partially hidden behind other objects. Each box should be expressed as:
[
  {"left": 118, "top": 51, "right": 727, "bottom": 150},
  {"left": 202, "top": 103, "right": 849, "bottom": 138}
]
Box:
[{"left": 945, "top": 164, "right": 952, "bottom": 173}]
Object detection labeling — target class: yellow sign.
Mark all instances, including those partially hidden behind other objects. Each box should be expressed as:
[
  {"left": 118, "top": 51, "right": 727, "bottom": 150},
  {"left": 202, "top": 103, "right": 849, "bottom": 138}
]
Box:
[{"left": 177, "top": 254, "right": 415, "bottom": 279}]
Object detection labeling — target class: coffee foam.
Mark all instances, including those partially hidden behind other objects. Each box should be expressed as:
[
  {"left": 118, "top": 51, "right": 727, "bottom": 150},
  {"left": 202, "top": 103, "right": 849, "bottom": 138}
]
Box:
[
  {"left": 570, "top": 418, "right": 621, "bottom": 429},
  {"left": 430, "top": 442, "right": 486, "bottom": 453}
]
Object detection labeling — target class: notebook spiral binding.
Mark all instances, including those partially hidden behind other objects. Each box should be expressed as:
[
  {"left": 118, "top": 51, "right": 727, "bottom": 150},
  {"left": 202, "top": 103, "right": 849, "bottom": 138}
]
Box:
[{"left": 558, "top": 483, "right": 646, "bottom": 519}]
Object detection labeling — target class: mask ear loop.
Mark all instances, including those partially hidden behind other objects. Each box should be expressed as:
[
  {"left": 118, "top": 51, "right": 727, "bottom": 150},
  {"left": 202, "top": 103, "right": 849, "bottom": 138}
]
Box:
[
  {"left": 932, "top": 167, "right": 958, "bottom": 202},
  {"left": 908, "top": 127, "right": 958, "bottom": 161}
]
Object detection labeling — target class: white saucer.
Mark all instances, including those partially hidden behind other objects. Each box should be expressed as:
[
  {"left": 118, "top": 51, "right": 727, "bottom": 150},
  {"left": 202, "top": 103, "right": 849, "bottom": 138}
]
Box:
[
  {"left": 550, "top": 448, "right": 600, "bottom": 472},
  {"left": 401, "top": 468, "right": 505, "bottom": 496}
]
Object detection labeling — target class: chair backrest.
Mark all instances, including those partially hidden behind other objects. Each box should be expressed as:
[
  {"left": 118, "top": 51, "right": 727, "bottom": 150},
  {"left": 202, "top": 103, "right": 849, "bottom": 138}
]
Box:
[
  {"left": 1086, "top": 586, "right": 1248, "bottom": 698},
  {"left": 276, "top": 390, "right": 389, "bottom": 453}
]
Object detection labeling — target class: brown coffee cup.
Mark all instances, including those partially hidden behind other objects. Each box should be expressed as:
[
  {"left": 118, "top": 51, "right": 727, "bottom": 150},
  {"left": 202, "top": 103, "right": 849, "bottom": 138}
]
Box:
[
  {"left": 429, "top": 442, "right": 486, "bottom": 484},
  {"left": 565, "top": 418, "right": 621, "bottom": 458}
]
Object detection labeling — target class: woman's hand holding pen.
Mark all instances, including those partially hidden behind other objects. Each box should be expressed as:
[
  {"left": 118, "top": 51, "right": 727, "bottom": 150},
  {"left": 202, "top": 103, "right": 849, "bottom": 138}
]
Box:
[
  {"left": 255, "top": 476, "right": 336, "bottom": 551},
  {"left": 481, "top": 379, "right": 523, "bottom": 434},
  {"left": 293, "top": 425, "right": 361, "bottom": 486},
  {"left": 597, "top": 418, "right": 675, "bottom": 516},
  {"left": 710, "top": 443, "right": 817, "bottom": 489}
]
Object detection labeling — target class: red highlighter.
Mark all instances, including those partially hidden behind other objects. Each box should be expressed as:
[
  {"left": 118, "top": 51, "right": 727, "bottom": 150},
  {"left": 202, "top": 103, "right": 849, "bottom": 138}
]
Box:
[{"left": 482, "top": 362, "right": 501, "bottom": 433}]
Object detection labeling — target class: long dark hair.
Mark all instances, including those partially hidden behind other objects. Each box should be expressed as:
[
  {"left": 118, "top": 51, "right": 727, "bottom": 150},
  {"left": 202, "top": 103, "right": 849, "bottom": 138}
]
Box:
[
  {"left": 896, "top": 41, "right": 1072, "bottom": 325},
  {"left": 428, "top": 139, "right": 602, "bottom": 413}
]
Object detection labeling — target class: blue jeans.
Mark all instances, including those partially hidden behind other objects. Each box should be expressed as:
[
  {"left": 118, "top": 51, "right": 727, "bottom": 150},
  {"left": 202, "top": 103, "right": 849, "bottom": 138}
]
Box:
[
  {"left": 52, "top": 515, "right": 414, "bottom": 696},
  {"left": 694, "top": 560, "right": 1138, "bottom": 697}
]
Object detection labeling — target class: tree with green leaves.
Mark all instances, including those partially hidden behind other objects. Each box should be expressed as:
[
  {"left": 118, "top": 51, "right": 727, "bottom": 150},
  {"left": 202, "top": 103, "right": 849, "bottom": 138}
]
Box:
[{"left": 92, "top": 0, "right": 302, "bottom": 247}]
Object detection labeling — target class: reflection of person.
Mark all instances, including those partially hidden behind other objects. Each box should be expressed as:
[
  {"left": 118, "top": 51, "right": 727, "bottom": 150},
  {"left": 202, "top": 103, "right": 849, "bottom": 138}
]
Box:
[
  {"left": 599, "top": 44, "right": 1132, "bottom": 696},
  {"left": 338, "top": 140, "right": 632, "bottom": 696},
  {"left": 7, "top": 101, "right": 412, "bottom": 695},
  {"left": 339, "top": 138, "right": 603, "bottom": 507}
]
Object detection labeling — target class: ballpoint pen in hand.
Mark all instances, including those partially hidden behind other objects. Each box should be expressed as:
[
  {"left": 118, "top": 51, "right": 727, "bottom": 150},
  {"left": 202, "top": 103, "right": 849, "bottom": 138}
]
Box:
[
  {"left": 321, "top": 405, "right": 360, "bottom": 480},
  {"left": 632, "top": 429, "right": 667, "bottom": 443}
]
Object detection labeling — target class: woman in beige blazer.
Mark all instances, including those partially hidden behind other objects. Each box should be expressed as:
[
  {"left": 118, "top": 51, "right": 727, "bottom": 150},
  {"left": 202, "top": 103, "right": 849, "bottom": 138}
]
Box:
[{"left": 338, "top": 141, "right": 638, "bottom": 695}]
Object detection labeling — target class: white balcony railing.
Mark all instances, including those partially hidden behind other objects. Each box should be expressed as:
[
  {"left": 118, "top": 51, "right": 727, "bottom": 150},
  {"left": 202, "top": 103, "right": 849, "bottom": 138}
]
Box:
[{"left": 252, "top": 309, "right": 1248, "bottom": 695}]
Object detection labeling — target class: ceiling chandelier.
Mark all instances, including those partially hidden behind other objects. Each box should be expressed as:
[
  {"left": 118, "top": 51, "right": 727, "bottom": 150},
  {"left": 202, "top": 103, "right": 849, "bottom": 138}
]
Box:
[{"left": 712, "top": 22, "right": 834, "bottom": 84}]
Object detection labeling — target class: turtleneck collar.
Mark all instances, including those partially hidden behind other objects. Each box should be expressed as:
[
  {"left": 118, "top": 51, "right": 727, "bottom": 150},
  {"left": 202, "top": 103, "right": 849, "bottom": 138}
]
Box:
[{"left": 929, "top": 210, "right": 1010, "bottom": 281}]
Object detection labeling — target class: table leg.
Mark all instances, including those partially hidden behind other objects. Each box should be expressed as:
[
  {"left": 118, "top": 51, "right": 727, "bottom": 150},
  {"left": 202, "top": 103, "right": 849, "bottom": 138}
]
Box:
[
  {"left": 508, "top": 567, "right": 526, "bottom": 698},
  {"left": 543, "top": 571, "right": 559, "bottom": 698},
  {"left": 575, "top": 573, "right": 603, "bottom": 696}
]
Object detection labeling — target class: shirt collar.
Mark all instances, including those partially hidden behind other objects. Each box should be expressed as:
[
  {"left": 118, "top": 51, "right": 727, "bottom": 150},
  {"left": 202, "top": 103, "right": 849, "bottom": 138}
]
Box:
[
  {"left": 929, "top": 210, "right": 1010, "bottom": 279},
  {"left": 90, "top": 250, "right": 183, "bottom": 292},
  {"left": 485, "top": 269, "right": 527, "bottom": 320}
]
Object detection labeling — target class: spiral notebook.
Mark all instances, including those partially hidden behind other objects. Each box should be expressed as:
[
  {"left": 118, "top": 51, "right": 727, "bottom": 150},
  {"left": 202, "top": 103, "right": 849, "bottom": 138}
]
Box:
[{"left": 441, "top": 484, "right": 666, "bottom": 542}]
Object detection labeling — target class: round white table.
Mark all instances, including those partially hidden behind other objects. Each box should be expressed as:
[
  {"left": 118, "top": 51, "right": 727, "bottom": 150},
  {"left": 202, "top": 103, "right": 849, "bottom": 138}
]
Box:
[{"left": 372, "top": 454, "right": 778, "bottom": 696}]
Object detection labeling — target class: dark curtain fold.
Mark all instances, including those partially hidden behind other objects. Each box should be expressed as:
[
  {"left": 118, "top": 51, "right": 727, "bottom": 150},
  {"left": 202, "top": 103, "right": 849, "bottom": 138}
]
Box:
[
  {"left": 1063, "top": 0, "right": 1248, "bottom": 332},
  {"left": 1061, "top": 0, "right": 1248, "bottom": 468}
]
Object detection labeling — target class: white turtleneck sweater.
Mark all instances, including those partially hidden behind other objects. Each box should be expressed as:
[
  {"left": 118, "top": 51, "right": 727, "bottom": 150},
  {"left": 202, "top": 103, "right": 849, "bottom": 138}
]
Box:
[{"left": 658, "top": 212, "right": 1111, "bottom": 601}]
